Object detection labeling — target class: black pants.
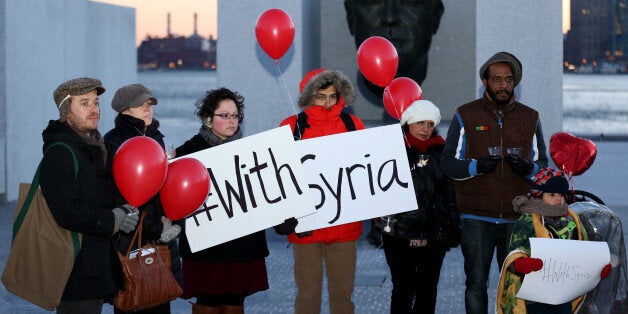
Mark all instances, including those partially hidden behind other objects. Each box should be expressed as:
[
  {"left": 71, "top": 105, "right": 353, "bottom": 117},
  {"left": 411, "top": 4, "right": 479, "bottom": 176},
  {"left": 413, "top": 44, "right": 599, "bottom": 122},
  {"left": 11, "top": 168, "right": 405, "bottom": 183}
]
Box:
[
  {"left": 527, "top": 302, "right": 571, "bottom": 314},
  {"left": 383, "top": 235, "right": 446, "bottom": 314},
  {"left": 196, "top": 293, "right": 245, "bottom": 306}
]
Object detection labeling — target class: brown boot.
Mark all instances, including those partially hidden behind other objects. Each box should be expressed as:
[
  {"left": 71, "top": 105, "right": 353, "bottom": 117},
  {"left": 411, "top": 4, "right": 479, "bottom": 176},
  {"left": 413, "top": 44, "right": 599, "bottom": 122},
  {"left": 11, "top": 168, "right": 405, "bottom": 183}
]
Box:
[
  {"left": 221, "top": 305, "right": 244, "bottom": 314},
  {"left": 192, "top": 302, "right": 222, "bottom": 314}
]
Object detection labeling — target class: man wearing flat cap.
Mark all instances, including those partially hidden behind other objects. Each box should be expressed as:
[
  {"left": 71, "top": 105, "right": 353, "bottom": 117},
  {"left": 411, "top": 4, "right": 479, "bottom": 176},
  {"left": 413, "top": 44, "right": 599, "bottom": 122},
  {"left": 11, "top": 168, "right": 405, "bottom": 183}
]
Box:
[
  {"left": 440, "top": 52, "right": 548, "bottom": 314},
  {"left": 41, "top": 78, "right": 140, "bottom": 312},
  {"left": 104, "top": 84, "right": 182, "bottom": 313}
]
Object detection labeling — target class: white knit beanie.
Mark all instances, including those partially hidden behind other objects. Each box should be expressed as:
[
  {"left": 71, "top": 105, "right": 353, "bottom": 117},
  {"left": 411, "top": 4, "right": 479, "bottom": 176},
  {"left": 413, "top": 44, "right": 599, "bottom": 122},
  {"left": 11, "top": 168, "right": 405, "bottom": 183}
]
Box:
[{"left": 400, "top": 100, "right": 441, "bottom": 127}]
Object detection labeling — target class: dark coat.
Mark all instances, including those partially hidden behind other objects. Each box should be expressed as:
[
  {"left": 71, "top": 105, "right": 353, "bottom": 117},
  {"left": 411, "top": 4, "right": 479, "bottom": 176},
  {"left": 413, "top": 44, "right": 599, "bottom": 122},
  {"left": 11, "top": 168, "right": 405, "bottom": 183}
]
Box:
[
  {"left": 39, "top": 120, "right": 119, "bottom": 301},
  {"left": 391, "top": 134, "right": 461, "bottom": 248},
  {"left": 103, "top": 114, "right": 182, "bottom": 284},
  {"left": 175, "top": 133, "right": 270, "bottom": 262}
]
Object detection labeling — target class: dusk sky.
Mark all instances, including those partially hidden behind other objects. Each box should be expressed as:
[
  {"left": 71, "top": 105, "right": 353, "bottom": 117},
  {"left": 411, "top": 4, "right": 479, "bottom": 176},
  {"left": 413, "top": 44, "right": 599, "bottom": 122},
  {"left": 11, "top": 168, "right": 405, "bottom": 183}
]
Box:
[
  {"left": 94, "top": 0, "right": 569, "bottom": 46},
  {"left": 94, "top": 0, "right": 217, "bottom": 46}
]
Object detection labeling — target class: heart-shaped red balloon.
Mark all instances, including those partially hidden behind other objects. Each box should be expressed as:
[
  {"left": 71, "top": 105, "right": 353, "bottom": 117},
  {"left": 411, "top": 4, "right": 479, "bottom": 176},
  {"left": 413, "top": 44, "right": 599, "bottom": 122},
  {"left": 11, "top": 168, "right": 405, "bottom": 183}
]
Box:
[
  {"left": 255, "top": 8, "right": 295, "bottom": 61},
  {"left": 113, "top": 137, "right": 167, "bottom": 207},
  {"left": 160, "top": 158, "right": 210, "bottom": 220},
  {"left": 383, "top": 77, "right": 423, "bottom": 120},
  {"left": 550, "top": 132, "right": 597, "bottom": 176}
]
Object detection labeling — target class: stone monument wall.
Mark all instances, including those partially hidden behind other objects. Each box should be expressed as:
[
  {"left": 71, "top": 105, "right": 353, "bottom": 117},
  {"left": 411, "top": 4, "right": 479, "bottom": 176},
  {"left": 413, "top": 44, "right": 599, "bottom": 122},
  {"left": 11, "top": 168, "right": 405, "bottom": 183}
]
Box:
[
  {"left": 321, "top": 0, "right": 562, "bottom": 141},
  {"left": 0, "top": 0, "right": 136, "bottom": 202},
  {"left": 217, "top": 0, "right": 562, "bottom": 158}
]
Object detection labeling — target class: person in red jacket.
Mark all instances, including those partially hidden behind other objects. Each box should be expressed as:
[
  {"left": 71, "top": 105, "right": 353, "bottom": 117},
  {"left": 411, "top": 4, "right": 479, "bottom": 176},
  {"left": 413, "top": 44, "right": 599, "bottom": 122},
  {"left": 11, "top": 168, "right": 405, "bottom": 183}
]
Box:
[{"left": 279, "top": 69, "right": 366, "bottom": 314}]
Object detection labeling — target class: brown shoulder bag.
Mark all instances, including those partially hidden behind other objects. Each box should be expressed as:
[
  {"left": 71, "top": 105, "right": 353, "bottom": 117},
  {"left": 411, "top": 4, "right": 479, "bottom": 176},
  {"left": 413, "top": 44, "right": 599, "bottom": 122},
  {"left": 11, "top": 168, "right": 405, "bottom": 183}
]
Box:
[{"left": 113, "top": 212, "right": 182, "bottom": 311}]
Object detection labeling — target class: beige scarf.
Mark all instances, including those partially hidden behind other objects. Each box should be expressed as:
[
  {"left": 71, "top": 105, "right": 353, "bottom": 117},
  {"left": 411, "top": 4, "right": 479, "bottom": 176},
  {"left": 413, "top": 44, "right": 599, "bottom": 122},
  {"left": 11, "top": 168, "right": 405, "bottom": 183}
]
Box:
[{"left": 512, "top": 195, "right": 568, "bottom": 217}]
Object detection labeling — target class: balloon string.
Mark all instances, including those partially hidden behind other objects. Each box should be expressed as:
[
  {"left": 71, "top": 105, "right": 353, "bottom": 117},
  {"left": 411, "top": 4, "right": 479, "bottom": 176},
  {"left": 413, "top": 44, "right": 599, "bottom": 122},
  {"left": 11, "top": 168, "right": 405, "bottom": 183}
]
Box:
[
  {"left": 567, "top": 174, "right": 575, "bottom": 200},
  {"left": 275, "top": 62, "right": 302, "bottom": 138},
  {"left": 386, "top": 88, "right": 402, "bottom": 121},
  {"left": 393, "top": 97, "right": 402, "bottom": 122},
  {"left": 385, "top": 88, "right": 408, "bottom": 146},
  {"left": 568, "top": 175, "right": 575, "bottom": 189}
]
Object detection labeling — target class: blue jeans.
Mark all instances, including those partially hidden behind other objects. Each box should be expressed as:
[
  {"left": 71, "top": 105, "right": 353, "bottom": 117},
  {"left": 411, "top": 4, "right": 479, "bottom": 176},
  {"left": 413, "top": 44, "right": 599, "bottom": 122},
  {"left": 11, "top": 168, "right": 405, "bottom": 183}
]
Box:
[{"left": 461, "top": 218, "right": 514, "bottom": 314}]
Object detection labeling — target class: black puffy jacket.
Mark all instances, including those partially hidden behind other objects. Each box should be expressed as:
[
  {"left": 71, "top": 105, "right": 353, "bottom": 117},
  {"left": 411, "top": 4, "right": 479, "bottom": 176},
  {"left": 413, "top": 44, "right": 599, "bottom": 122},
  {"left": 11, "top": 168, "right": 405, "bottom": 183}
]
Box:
[{"left": 389, "top": 133, "right": 461, "bottom": 248}]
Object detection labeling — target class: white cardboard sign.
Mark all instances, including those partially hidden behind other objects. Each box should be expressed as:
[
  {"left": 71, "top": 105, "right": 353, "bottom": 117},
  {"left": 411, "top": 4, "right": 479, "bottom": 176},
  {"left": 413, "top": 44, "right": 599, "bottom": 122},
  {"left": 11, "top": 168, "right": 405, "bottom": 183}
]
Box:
[
  {"left": 294, "top": 124, "right": 417, "bottom": 232},
  {"left": 181, "top": 126, "right": 316, "bottom": 252},
  {"left": 182, "top": 124, "right": 417, "bottom": 252},
  {"left": 515, "top": 238, "right": 610, "bottom": 304}
]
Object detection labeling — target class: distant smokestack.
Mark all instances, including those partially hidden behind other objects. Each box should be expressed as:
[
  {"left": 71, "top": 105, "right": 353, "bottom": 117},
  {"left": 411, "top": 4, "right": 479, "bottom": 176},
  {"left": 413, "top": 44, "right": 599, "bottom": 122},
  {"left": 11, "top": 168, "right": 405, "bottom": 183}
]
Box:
[
  {"left": 167, "top": 13, "right": 171, "bottom": 37},
  {"left": 194, "top": 13, "right": 198, "bottom": 36}
]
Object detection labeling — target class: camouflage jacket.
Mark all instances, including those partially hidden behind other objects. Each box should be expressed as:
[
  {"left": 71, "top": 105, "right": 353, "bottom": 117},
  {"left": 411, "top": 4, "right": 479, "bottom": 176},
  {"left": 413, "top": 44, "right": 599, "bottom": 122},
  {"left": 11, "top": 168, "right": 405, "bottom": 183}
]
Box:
[{"left": 496, "top": 209, "right": 587, "bottom": 313}]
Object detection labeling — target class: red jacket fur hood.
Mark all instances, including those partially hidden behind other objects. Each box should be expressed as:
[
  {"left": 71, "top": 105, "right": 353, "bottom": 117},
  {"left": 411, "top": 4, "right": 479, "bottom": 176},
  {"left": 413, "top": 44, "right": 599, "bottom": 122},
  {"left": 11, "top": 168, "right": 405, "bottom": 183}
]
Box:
[
  {"left": 297, "top": 69, "right": 356, "bottom": 108},
  {"left": 279, "top": 69, "right": 365, "bottom": 244}
]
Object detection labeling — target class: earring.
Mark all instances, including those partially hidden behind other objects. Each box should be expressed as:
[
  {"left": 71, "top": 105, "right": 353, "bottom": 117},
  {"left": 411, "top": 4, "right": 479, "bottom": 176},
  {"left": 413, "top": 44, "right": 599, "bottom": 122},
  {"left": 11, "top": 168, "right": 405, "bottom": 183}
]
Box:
[{"left": 203, "top": 118, "right": 212, "bottom": 128}]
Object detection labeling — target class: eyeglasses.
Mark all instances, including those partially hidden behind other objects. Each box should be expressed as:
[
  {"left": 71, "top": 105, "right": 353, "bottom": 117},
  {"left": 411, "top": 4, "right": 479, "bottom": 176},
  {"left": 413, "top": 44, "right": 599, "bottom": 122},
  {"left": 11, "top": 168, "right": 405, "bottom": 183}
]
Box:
[
  {"left": 213, "top": 112, "right": 242, "bottom": 120},
  {"left": 314, "top": 93, "right": 338, "bottom": 102},
  {"left": 489, "top": 76, "right": 514, "bottom": 84}
]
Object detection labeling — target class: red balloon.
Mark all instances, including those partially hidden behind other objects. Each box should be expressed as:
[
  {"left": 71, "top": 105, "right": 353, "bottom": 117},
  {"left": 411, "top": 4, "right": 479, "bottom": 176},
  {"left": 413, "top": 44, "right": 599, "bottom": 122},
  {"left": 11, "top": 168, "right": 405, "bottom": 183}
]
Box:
[
  {"left": 383, "top": 77, "right": 423, "bottom": 120},
  {"left": 550, "top": 132, "right": 597, "bottom": 176},
  {"left": 113, "top": 137, "right": 167, "bottom": 207},
  {"left": 160, "top": 158, "right": 210, "bottom": 220},
  {"left": 255, "top": 8, "right": 295, "bottom": 60},
  {"left": 357, "top": 36, "right": 398, "bottom": 87}
]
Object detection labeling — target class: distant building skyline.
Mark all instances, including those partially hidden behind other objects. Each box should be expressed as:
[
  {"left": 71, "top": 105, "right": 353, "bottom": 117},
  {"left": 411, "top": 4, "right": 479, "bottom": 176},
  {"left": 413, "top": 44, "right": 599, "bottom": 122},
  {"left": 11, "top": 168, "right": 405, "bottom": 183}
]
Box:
[
  {"left": 96, "top": 0, "right": 568, "bottom": 42},
  {"left": 94, "top": 0, "right": 217, "bottom": 46},
  {"left": 564, "top": 0, "right": 628, "bottom": 69}
]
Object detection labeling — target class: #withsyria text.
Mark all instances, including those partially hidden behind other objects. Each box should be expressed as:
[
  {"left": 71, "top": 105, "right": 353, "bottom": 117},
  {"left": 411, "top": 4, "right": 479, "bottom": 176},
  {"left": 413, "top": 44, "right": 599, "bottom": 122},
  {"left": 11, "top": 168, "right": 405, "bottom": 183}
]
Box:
[{"left": 189, "top": 147, "right": 408, "bottom": 226}]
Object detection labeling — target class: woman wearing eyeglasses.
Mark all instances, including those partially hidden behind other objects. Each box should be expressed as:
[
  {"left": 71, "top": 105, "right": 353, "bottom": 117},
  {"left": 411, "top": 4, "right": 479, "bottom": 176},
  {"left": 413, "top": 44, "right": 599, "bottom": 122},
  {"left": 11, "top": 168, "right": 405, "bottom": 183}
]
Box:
[{"left": 174, "top": 87, "right": 276, "bottom": 313}]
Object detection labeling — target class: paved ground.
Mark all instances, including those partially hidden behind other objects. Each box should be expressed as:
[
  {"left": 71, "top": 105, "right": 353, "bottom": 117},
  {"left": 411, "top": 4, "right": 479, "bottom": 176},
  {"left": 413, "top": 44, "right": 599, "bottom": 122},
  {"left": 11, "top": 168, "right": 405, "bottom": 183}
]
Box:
[{"left": 1, "top": 141, "right": 626, "bottom": 313}]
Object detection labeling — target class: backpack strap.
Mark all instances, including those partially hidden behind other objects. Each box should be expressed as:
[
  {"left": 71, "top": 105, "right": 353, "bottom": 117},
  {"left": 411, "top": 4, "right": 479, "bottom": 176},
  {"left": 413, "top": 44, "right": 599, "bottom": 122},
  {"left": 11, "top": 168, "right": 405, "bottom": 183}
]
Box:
[
  {"left": 292, "top": 112, "right": 310, "bottom": 141},
  {"left": 12, "top": 142, "right": 80, "bottom": 257},
  {"left": 293, "top": 111, "right": 357, "bottom": 140},
  {"left": 340, "top": 112, "right": 357, "bottom": 132}
]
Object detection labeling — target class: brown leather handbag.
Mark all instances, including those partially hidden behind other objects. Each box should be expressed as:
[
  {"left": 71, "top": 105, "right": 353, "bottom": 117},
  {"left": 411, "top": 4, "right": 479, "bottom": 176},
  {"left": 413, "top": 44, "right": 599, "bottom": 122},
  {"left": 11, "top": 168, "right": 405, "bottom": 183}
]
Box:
[{"left": 114, "top": 212, "right": 182, "bottom": 312}]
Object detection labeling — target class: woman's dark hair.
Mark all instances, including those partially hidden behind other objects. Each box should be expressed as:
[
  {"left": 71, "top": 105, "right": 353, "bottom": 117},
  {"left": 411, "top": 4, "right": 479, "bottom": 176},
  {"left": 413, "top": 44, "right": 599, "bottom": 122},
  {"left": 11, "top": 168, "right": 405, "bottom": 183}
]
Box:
[{"left": 195, "top": 87, "right": 245, "bottom": 123}]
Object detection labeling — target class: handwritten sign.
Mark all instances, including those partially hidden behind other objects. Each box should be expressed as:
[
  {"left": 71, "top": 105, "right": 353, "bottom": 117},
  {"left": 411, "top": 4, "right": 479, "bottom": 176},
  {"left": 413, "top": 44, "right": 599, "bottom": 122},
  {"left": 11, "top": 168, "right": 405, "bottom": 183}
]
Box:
[
  {"left": 181, "top": 126, "right": 316, "bottom": 252},
  {"left": 516, "top": 238, "right": 610, "bottom": 304},
  {"left": 294, "top": 124, "right": 417, "bottom": 232},
  {"left": 182, "top": 124, "right": 417, "bottom": 252}
]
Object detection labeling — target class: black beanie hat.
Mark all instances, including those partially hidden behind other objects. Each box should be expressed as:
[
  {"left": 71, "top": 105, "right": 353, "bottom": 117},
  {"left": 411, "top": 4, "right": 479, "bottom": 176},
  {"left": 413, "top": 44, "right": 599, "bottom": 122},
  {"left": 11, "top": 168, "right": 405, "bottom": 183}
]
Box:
[{"left": 529, "top": 167, "right": 569, "bottom": 198}]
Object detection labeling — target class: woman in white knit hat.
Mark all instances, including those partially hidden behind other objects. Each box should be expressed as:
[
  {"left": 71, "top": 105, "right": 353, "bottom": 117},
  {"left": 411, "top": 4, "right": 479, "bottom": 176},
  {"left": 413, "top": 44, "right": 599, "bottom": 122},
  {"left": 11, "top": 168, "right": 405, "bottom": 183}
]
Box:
[{"left": 381, "top": 99, "right": 461, "bottom": 313}]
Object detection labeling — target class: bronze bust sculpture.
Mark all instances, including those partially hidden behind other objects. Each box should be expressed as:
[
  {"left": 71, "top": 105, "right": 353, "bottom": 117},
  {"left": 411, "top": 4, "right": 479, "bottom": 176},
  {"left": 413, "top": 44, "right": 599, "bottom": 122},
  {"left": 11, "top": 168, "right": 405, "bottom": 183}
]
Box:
[{"left": 344, "top": 0, "right": 444, "bottom": 86}]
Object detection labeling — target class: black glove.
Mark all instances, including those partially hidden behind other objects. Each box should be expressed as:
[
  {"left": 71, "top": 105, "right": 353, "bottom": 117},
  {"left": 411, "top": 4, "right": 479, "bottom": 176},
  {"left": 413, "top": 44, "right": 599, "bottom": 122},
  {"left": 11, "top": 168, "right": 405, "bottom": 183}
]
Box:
[
  {"left": 273, "top": 217, "right": 298, "bottom": 235},
  {"left": 296, "top": 231, "right": 313, "bottom": 238},
  {"left": 477, "top": 155, "right": 501, "bottom": 174},
  {"left": 505, "top": 154, "right": 534, "bottom": 176}
]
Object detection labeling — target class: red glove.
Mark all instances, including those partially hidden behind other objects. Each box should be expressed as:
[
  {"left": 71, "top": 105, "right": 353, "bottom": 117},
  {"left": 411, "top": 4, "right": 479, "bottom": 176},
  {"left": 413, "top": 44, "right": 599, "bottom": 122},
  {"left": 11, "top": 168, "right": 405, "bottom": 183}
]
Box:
[
  {"left": 514, "top": 257, "right": 543, "bottom": 274},
  {"left": 601, "top": 263, "right": 612, "bottom": 279}
]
